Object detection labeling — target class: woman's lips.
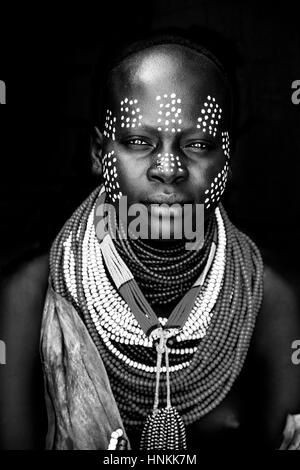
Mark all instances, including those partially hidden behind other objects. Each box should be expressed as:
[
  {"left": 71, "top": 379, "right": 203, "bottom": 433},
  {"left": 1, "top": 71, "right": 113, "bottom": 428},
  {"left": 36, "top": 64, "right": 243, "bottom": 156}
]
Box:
[
  {"left": 143, "top": 194, "right": 192, "bottom": 219},
  {"left": 145, "top": 193, "right": 189, "bottom": 205}
]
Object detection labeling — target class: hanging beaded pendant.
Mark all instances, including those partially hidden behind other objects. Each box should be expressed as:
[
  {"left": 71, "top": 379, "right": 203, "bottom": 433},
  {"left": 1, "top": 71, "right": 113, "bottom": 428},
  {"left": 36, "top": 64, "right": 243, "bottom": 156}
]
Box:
[
  {"left": 140, "top": 327, "right": 187, "bottom": 450},
  {"left": 140, "top": 408, "right": 187, "bottom": 450}
]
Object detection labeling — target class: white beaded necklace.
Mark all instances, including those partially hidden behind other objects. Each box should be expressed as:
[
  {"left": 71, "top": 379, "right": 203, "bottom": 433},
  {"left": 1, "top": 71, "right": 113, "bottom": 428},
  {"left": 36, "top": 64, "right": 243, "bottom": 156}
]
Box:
[{"left": 62, "top": 204, "right": 226, "bottom": 373}]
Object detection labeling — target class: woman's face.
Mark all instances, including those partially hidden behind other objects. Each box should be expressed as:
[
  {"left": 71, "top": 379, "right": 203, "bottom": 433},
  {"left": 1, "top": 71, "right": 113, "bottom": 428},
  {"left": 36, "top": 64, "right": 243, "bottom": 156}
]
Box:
[{"left": 97, "top": 44, "right": 231, "bottom": 241}]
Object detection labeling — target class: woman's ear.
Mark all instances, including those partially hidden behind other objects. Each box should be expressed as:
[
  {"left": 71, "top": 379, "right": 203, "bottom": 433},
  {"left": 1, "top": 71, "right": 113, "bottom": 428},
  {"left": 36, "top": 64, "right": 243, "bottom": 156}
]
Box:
[{"left": 90, "top": 126, "right": 103, "bottom": 177}]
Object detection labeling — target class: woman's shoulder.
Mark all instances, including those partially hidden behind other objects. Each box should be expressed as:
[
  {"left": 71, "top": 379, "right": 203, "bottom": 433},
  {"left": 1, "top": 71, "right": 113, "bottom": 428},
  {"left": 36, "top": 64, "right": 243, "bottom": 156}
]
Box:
[
  {"left": 250, "top": 263, "right": 300, "bottom": 366},
  {"left": 0, "top": 250, "right": 50, "bottom": 312},
  {"left": 0, "top": 249, "right": 50, "bottom": 349},
  {"left": 256, "top": 264, "right": 300, "bottom": 346},
  {"left": 1, "top": 249, "right": 49, "bottom": 286}
]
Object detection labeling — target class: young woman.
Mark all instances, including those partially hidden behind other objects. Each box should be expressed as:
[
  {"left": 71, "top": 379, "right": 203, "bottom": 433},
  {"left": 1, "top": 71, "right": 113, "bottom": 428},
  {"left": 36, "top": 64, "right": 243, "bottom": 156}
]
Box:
[{"left": 1, "top": 34, "right": 300, "bottom": 451}]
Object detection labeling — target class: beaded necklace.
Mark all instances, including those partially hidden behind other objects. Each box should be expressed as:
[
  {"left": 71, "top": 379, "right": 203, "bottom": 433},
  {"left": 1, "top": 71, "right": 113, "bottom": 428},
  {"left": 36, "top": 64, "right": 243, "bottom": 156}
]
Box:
[
  {"left": 50, "top": 185, "right": 264, "bottom": 450},
  {"left": 111, "top": 208, "right": 216, "bottom": 306}
]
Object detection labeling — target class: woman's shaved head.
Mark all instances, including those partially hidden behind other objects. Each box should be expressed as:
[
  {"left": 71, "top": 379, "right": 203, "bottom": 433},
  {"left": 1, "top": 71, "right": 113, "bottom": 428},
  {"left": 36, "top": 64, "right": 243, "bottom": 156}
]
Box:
[{"left": 91, "top": 33, "right": 236, "bottom": 236}]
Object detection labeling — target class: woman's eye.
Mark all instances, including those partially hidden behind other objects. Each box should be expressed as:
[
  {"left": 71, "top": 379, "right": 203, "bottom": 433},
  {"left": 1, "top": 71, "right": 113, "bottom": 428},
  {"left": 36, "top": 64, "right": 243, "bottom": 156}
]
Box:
[
  {"left": 127, "top": 138, "right": 149, "bottom": 146},
  {"left": 187, "top": 142, "right": 210, "bottom": 150}
]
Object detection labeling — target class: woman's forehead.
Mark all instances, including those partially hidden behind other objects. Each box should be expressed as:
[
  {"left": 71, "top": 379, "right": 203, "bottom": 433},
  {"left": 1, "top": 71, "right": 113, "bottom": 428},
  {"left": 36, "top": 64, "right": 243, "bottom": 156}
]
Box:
[{"left": 108, "top": 45, "right": 230, "bottom": 123}]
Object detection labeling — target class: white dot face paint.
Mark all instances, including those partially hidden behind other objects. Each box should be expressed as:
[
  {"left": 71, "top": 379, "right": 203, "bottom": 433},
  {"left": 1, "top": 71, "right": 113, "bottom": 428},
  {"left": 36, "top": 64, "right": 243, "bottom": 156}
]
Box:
[
  {"left": 155, "top": 153, "right": 184, "bottom": 174},
  {"left": 204, "top": 131, "right": 230, "bottom": 209},
  {"left": 103, "top": 98, "right": 143, "bottom": 202},
  {"left": 196, "top": 95, "right": 222, "bottom": 137},
  {"left": 221, "top": 131, "right": 230, "bottom": 158},
  {"left": 102, "top": 95, "right": 228, "bottom": 208},
  {"left": 156, "top": 93, "right": 182, "bottom": 133},
  {"left": 103, "top": 109, "right": 117, "bottom": 141},
  {"left": 120, "top": 97, "right": 143, "bottom": 129},
  {"left": 204, "top": 161, "right": 229, "bottom": 209},
  {"left": 102, "top": 150, "right": 123, "bottom": 202}
]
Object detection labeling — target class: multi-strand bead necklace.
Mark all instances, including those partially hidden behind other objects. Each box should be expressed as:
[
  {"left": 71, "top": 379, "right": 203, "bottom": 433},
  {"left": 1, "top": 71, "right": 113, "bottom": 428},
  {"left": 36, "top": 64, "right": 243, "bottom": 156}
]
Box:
[
  {"left": 50, "top": 186, "right": 264, "bottom": 449},
  {"left": 111, "top": 211, "right": 216, "bottom": 306}
]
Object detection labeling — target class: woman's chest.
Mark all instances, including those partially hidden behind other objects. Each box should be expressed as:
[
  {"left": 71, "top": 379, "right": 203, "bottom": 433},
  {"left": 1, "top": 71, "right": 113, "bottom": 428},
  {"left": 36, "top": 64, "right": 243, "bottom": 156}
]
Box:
[
  {"left": 127, "top": 382, "right": 244, "bottom": 450},
  {"left": 125, "top": 308, "right": 246, "bottom": 449},
  {"left": 185, "top": 384, "right": 243, "bottom": 449}
]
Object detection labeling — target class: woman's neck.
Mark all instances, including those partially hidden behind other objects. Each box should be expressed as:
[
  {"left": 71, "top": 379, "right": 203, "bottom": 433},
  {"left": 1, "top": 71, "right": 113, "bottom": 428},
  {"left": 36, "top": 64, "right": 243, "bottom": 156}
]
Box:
[{"left": 112, "top": 215, "right": 216, "bottom": 311}]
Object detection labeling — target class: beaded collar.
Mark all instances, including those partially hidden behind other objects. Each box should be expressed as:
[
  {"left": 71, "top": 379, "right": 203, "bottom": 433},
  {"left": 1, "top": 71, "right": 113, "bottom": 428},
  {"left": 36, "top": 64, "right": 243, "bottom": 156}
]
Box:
[{"left": 50, "top": 186, "right": 264, "bottom": 450}]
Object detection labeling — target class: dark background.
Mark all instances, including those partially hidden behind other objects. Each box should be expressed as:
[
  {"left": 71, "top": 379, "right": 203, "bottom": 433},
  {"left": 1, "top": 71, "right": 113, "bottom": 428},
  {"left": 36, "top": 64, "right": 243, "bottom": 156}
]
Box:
[{"left": 0, "top": 1, "right": 299, "bottom": 286}]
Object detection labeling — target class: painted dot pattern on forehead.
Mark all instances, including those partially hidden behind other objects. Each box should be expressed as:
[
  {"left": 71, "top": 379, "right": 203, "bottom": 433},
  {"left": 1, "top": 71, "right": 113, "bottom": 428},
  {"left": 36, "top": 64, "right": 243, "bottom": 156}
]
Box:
[
  {"left": 196, "top": 95, "right": 222, "bottom": 137},
  {"left": 102, "top": 150, "right": 122, "bottom": 202},
  {"left": 155, "top": 152, "right": 184, "bottom": 174},
  {"left": 103, "top": 109, "right": 117, "bottom": 141},
  {"left": 120, "top": 97, "right": 143, "bottom": 129},
  {"left": 156, "top": 93, "right": 182, "bottom": 133}
]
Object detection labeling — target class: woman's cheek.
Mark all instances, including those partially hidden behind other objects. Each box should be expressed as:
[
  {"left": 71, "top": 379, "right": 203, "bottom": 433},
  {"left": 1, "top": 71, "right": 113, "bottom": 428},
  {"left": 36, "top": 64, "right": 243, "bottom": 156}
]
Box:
[
  {"left": 203, "top": 160, "right": 229, "bottom": 210},
  {"left": 203, "top": 131, "right": 230, "bottom": 210},
  {"left": 102, "top": 150, "right": 123, "bottom": 203}
]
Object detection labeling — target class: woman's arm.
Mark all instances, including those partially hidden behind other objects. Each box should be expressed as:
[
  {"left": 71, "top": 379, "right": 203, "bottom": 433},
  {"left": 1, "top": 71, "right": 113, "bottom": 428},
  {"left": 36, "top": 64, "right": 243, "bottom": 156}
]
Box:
[
  {"left": 0, "top": 254, "right": 49, "bottom": 449},
  {"left": 250, "top": 265, "right": 300, "bottom": 449}
]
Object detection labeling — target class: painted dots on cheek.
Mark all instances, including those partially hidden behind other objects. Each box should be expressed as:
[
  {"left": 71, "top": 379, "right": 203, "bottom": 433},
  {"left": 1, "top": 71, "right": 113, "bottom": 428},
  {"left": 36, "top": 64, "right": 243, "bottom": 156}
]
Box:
[
  {"left": 204, "top": 132, "right": 230, "bottom": 210},
  {"left": 120, "top": 97, "right": 142, "bottom": 129},
  {"left": 102, "top": 150, "right": 123, "bottom": 202},
  {"left": 155, "top": 153, "right": 184, "bottom": 174},
  {"left": 221, "top": 131, "right": 230, "bottom": 158},
  {"left": 204, "top": 161, "right": 229, "bottom": 209},
  {"left": 103, "top": 109, "right": 117, "bottom": 141},
  {"left": 196, "top": 95, "right": 222, "bottom": 137},
  {"left": 156, "top": 93, "right": 182, "bottom": 133}
]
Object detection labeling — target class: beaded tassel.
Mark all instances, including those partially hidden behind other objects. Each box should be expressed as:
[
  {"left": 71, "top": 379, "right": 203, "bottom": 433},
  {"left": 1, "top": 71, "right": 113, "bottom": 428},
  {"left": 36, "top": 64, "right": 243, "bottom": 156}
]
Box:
[{"left": 140, "top": 328, "right": 187, "bottom": 450}]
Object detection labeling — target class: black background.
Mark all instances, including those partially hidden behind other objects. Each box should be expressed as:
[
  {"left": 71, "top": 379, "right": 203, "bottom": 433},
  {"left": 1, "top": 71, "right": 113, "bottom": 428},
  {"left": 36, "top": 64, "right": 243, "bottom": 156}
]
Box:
[{"left": 0, "top": 1, "right": 300, "bottom": 289}]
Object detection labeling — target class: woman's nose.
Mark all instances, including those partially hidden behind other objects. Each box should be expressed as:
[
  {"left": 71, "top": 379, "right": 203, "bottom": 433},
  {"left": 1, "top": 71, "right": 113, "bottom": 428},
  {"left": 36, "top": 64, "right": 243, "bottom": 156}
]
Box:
[{"left": 147, "top": 153, "right": 188, "bottom": 185}]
